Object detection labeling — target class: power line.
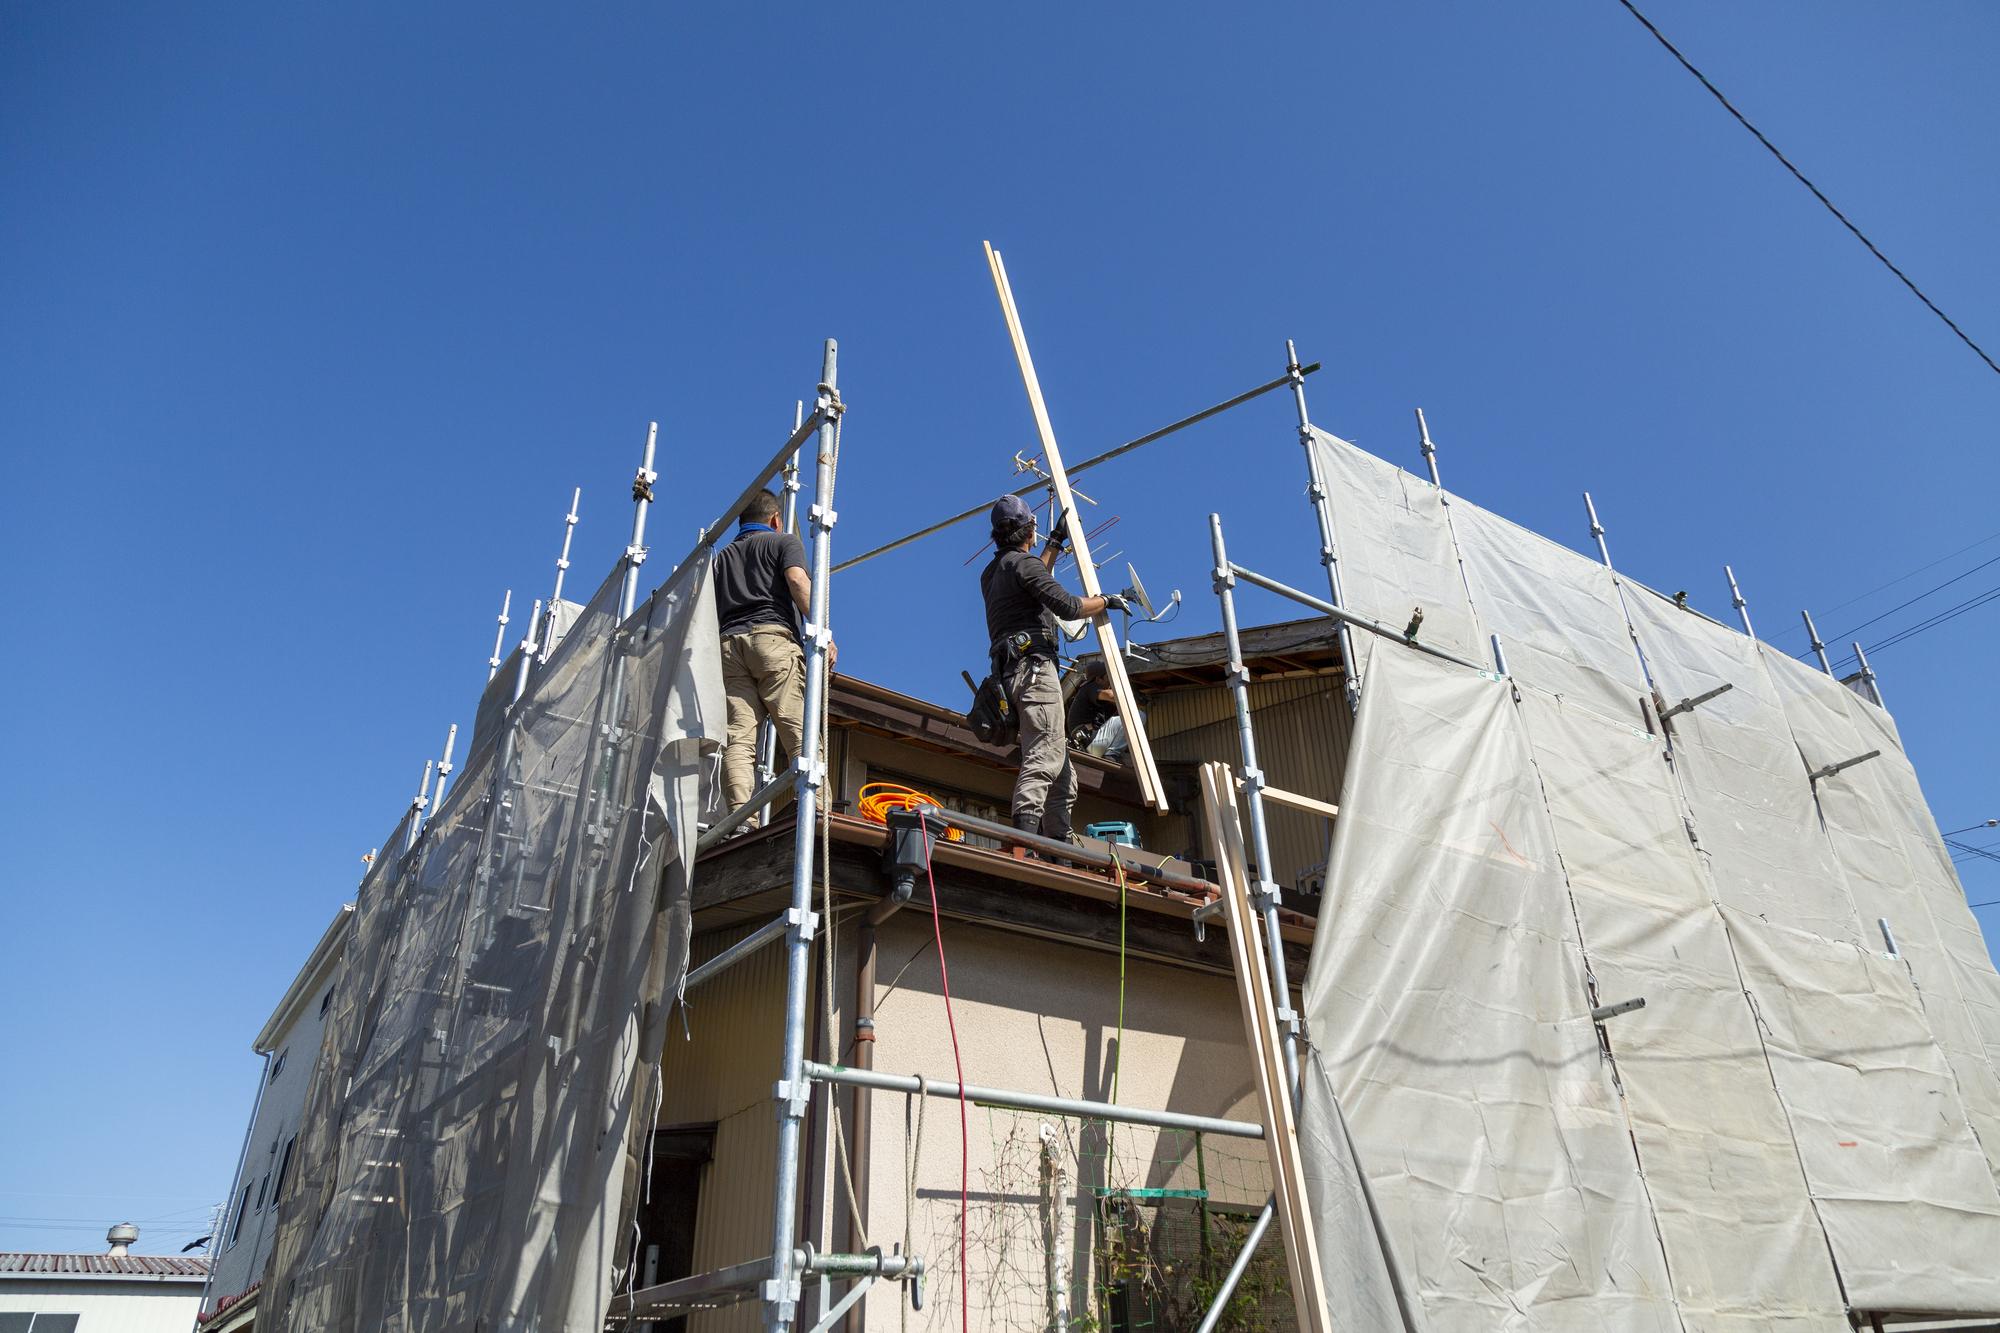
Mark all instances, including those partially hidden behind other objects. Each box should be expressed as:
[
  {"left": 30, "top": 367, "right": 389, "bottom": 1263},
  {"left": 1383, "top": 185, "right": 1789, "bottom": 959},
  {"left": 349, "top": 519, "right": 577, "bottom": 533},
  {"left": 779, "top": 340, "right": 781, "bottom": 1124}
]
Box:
[
  {"left": 1613, "top": 0, "right": 2000, "bottom": 379},
  {"left": 1812, "top": 551, "right": 2000, "bottom": 656},
  {"left": 1823, "top": 581, "right": 2000, "bottom": 672}
]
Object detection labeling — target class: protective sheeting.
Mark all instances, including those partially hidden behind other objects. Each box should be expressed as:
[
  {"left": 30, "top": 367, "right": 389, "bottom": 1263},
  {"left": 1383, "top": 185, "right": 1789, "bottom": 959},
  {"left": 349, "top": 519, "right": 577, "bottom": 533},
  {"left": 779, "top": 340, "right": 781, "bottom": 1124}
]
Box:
[
  {"left": 1761, "top": 648, "right": 2000, "bottom": 1184},
  {"left": 1307, "top": 427, "right": 1482, "bottom": 667},
  {"left": 1448, "top": 499, "right": 1649, "bottom": 728},
  {"left": 1514, "top": 691, "right": 1848, "bottom": 1330},
  {"left": 1620, "top": 587, "right": 1866, "bottom": 949},
  {"left": 1301, "top": 648, "right": 1680, "bottom": 1332},
  {"left": 1300, "top": 431, "right": 2000, "bottom": 1323},
  {"left": 261, "top": 555, "right": 724, "bottom": 1333},
  {"left": 1727, "top": 912, "right": 2000, "bottom": 1314}
]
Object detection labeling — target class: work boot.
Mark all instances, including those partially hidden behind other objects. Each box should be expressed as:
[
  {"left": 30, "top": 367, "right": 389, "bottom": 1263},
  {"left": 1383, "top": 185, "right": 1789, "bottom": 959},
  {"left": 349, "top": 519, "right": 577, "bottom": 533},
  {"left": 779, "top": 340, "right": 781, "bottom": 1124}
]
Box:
[{"left": 1011, "top": 811, "right": 1041, "bottom": 860}]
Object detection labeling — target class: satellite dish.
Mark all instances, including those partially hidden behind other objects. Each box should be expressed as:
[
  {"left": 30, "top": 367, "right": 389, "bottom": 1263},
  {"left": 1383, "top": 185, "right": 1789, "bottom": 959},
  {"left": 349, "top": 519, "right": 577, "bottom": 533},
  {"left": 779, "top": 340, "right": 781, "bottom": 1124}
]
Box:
[
  {"left": 1058, "top": 617, "right": 1089, "bottom": 642},
  {"left": 1124, "top": 563, "right": 1157, "bottom": 620}
]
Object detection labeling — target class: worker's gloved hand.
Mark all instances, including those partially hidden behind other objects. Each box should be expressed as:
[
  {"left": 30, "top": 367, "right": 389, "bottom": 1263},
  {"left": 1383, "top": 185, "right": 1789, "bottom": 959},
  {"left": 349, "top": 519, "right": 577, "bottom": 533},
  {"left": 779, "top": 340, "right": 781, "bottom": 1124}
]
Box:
[
  {"left": 1045, "top": 509, "right": 1071, "bottom": 551},
  {"left": 1100, "top": 592, "right": 1130, "bottom": 614}
]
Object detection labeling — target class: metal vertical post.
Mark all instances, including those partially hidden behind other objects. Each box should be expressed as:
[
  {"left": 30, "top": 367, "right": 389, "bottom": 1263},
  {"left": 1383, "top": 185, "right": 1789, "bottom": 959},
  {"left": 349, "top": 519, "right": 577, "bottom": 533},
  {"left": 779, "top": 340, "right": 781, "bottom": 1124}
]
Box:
[
  {"left": 430, "top": 724, "right": 459, "bottom": 821},
  {"left": 487, "top": 590, "right": 512, "bottom": 681},
  {"left": 541, "top": 487, "right": 582, "bottom": 660},
  {"left": 1852, "top": 641, "right": 1885, "bottom": 708},
  {"left": 1286, "top": 340, "right": 1361, "bottom": 714},
  {"left": 412, "top": 759, "right": 435, "bottom": 819},
  {"left": 1413, "top": 407, "right": 1441, "bottom": 488},
  {"left": 624, "top": 423, "right": 660, "bottom": 621},
  {"left": 512, "top": 600, "right": 543, "bottom": 702},
  {"left": 1801, "top": 610, "right": 1834, "bottom": 675},
  {"left": 1583, "top": 493, "right": 1613, "bottom": 568},
  {"left": 1210, "top": 514, "right": 1302, "bottom": 1097},
  {"left": 1725, "top": 565, "right": 1755, "bottom": 639},
  {"left": 767, "top": 341, "right": 842, "bottom": 1333}
]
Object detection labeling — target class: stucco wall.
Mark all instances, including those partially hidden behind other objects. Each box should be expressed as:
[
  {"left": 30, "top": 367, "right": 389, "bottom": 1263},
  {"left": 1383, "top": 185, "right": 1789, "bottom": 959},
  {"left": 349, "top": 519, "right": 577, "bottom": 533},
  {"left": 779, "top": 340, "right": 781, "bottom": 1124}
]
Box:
[
  {"left": 0, "top": 1279, "right": 205, "bottom": 1332},
  {"left": 664, "top": 906, "right": 1277, "bottom": 1333}
]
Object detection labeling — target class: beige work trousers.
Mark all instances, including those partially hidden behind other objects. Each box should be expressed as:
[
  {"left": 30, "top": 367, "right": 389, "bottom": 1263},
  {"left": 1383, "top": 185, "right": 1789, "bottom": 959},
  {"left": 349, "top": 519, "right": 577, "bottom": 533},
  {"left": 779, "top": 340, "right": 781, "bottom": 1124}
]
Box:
[
  {"left": 1007, "top": 654, "right": 1077, "bottom": 837},
  {"left": 721, "top": 625, "right": 806, "bottom": 821}
]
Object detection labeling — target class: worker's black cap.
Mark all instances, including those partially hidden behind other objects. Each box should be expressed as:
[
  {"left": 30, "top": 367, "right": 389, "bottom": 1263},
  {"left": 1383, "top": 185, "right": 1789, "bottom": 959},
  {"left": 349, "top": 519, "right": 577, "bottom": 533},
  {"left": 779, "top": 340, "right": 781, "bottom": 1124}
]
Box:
[{"left": 990, "top": 493, "right": 1036, "bottom": 537}]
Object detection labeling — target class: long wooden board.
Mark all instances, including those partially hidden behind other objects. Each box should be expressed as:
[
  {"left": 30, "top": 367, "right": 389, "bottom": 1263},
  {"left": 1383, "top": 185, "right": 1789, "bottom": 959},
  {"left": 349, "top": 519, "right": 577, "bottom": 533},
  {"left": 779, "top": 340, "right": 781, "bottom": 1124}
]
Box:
[
  {"left": 983, "top": 241, "right": 1170, "bottom": 813},
  {"left": 1199, "top": 761, "right": 1331, "bottom": 1333}
]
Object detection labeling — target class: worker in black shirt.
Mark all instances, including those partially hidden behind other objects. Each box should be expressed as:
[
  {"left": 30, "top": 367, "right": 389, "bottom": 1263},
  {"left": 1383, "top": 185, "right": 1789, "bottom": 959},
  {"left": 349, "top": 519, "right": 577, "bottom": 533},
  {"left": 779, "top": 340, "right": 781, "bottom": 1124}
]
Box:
[
  {"left": 979, "top": 494, "right": 1128, "bottom": 842},
  {"left": 714, "top": 489, "right": 834, "bottom": 824}
]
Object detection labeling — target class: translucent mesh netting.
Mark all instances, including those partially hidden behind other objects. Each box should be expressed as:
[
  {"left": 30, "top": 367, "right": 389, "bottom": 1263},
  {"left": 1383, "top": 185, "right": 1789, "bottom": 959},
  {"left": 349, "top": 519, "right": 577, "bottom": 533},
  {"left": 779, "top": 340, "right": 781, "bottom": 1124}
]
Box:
[
  {"left": 260, "top": 554, "right": 724, "bottom": 1333},
  {"left": 1299, "top": 431, "right": 2000, "bottom": 1324}
]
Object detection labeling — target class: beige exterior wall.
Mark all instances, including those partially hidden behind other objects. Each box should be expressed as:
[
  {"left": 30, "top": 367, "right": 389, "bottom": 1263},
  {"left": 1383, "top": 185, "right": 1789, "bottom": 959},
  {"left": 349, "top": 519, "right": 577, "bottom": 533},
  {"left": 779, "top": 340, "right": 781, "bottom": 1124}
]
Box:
[{"left": 665, "top": 909, "right": 1278, "bottom": 1333}]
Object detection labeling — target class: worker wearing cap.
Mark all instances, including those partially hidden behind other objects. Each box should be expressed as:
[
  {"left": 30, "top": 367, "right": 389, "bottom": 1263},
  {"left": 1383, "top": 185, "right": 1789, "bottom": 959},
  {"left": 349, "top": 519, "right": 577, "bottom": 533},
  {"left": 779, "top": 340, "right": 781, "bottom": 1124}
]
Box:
[
  {"left": 980, "top": 494, "right": 1128, "bottom": 842},
  {"left": 715, "top": 488, "right": 834, "bottom": 825}
]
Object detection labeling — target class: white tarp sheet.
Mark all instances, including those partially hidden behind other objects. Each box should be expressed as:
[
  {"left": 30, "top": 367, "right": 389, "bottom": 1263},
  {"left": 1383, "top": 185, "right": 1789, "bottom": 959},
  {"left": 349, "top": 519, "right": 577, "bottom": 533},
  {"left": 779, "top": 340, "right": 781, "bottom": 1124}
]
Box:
[
  {"left": 1298, "top": 433, "right": 2000, "bottom": 1324},
  {"left": 1515, "top": 691, "right": 1848, "bottom": 1331},
  {"left": 1309, "top": 426, "right": 1483, "bottom": 667},
  {"left": 1727, "top": 911, "right": 2000, "bottom": 1314},
  {"left": 1302, "top": 648, "right": 1680, "bottom": 1331}
]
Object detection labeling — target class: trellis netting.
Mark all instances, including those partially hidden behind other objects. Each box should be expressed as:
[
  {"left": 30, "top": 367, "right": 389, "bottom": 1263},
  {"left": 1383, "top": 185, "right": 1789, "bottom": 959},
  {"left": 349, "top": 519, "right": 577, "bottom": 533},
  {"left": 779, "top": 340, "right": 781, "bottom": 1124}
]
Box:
[
  {"left": 260, "top": 551, "right": 724, "bottom": 1333},
  {"left": 1301, "top": 428, "right": 2000, "bottom": 1328}
]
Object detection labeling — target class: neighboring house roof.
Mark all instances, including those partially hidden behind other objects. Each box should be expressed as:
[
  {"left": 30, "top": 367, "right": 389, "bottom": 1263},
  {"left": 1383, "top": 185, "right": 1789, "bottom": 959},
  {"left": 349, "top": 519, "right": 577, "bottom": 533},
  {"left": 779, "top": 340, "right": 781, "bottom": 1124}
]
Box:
[{"left": 0, "top": 1253, "right": 210, "bottom": 1280}]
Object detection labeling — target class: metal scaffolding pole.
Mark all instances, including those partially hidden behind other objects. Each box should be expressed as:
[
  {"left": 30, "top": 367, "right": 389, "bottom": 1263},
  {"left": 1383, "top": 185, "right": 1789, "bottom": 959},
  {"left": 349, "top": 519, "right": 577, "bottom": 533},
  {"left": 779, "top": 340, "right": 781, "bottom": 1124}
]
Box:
[
  {"left": 1286, "top": 341, "right": 1361, "bottom": 713},
  {"left": 1852, "top": 640, "right": 1886, "bottom": 708},
  {"left": 486, "top": 590, "right": 512, "bottom": 681},
  {"left": 1725, "top": 565, "right": 1756, "bottom": 639},
  {"left": 622, "top": 424, "right": 659, "bottom": 621},
  {"left": 1801, "top": 609, "right": 1834, "bottom": 675},
  {"left": 767, "top": 340, "right": 842, "bottom": 1333},
  {"left": 540, "top": 487, "right": 581, "bottom": 661},
  {"left": 1210, "top": 514, "right": 1304, "bottom": 1097}
]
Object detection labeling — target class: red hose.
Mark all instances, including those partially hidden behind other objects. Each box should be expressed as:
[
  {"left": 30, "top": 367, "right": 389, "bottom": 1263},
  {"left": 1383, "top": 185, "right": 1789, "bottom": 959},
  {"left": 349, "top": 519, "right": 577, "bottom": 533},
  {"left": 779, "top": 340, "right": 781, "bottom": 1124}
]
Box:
[{"left": 919, "top": 832, "right": 969, "bottom": 1333}]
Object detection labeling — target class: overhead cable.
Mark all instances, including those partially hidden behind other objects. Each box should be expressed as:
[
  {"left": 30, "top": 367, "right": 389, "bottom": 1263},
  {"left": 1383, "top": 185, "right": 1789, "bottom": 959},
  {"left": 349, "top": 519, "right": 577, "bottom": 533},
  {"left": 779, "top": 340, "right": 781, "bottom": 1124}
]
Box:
[
  {"left": 1613, "top": 0, "right": 2000, "bottom": 380},
  {"left": 1804, "top": 551, "right": 2000, "bottom": 661},
  {"left": 1832, "top": 582, "right": 2000, "bottom": 668}
]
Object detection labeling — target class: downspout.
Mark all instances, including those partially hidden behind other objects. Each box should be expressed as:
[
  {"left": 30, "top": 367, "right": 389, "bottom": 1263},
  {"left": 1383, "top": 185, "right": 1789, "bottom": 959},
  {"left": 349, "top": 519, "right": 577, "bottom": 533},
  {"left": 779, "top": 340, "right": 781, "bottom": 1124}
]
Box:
[{"left": 847, "top": 808, "right": 946, "bottom": 1331}]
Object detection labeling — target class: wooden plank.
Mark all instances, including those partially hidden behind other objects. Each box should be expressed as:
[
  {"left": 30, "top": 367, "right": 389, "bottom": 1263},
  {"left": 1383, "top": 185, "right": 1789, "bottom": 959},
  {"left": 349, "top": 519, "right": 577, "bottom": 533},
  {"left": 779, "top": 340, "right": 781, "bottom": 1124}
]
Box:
[
  {"left": 1243, "top": 779, "right": 1341, "bottom": 822},
  {"left": 1199, "top": 762, "right": 1331, "bottom": 1333},
  {"left": 983, "top": 241, "right": 1170, "bottom": 813}
]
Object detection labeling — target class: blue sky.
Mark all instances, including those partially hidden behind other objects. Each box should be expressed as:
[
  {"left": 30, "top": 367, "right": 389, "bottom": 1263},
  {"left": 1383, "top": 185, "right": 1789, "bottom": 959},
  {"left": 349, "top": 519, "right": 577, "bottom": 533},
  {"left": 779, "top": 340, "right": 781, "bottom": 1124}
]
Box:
[{"left": 2, "top": 3, "right": 1996, "bottom": 1255}]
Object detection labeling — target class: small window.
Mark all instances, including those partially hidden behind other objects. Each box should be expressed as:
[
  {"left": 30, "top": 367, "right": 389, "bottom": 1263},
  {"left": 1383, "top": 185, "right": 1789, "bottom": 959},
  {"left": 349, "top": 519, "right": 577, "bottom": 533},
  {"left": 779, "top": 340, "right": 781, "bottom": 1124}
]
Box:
[
  {"left": 0, "top": 1314, "right": 33, "bottom": 1333},
  {"left": 269, "top": 1047, "right": 288, "bottom": 1083},
  {"left": 32, "top": 1317, "right": 81, "bottom": 1333},
  {"left": 273, "top": 1135, "right": 297, "bottom": 1204},
  {"left": 320, "top": 987, "right": 335, "bottom": 1016},
  {"left": 227, "top": 1183, "right": 253, "bottom": 1247},
  {"left": 254, "top": 1172, "right": 270, "bottom": 1211}
]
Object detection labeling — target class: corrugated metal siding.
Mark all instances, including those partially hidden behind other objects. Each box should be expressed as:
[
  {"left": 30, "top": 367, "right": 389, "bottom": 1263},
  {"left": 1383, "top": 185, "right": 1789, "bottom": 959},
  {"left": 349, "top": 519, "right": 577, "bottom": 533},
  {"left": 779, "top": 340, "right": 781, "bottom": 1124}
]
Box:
[
  {"left": 1146, "top": 675, "right": 1350, "bottom": 893},
  {"left": 664, "top": 924, "right": 786, "bottom": 1333}
]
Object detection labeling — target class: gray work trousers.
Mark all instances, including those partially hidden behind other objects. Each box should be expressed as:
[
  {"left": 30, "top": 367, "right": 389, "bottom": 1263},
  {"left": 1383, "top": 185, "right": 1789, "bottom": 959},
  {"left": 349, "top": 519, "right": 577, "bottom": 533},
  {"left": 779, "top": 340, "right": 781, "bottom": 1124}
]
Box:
[{"left": 1006, "top": 654, "right": 1076, "bottom": 837}]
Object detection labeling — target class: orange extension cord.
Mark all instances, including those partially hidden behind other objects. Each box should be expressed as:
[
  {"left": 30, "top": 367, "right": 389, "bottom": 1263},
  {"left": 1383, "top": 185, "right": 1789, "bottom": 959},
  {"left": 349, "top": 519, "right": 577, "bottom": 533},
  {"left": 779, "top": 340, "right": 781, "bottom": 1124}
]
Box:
[{"left": 857, "top": 782, "right": 965, "bottom": 841}]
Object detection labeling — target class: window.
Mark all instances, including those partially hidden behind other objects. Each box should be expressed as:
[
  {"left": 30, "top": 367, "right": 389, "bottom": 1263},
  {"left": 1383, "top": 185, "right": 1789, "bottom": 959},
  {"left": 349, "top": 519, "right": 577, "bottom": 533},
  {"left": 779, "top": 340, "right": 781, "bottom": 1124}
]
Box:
[
  {"left": 273, "top": 1135, "right": 297, "bottom": 1205},
  {"left": 227, "top": 1182, "right": 253, "bottom": 1248},
  {"left": 0, "top": 1317, "right": 79, "bottom": 1333},
  {"left": 320, "top": 987, "right": 335, "bottom": 1016},
  {"left": 268, "top": 1047, "right": 288, "bottom": 1083},
  {"left": 254, "top": 1171, "right": 270, "bottom": 1211}
]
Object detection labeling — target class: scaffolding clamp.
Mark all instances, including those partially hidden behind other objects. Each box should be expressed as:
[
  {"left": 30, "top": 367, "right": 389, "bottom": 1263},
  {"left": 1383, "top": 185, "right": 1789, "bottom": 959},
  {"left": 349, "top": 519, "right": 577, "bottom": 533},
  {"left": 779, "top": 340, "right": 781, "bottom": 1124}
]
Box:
[
  {"left": 786, "top": 907, "right": 820, "bottom": 941},
  {"left": 1658, "top": 682, "right": 1734, "bottom": 722},
  {"left": 1211, "top": 564, "right": 1236, "bottom": 593},
  {"left": 1810, "top": 750, "right": 1881, "bottom": 784},
  {"left": 793, "top": 755, "right": 827, "bottom": 794},
  {"left": 1192, "top": 898, "right": 1223, "bottom": 943},
  {"left": 772, "top": 1078, "right": 813, "bottom": 1121},
  {"left": 808, "top": 503, "right": 838, "bottom": 532}
]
